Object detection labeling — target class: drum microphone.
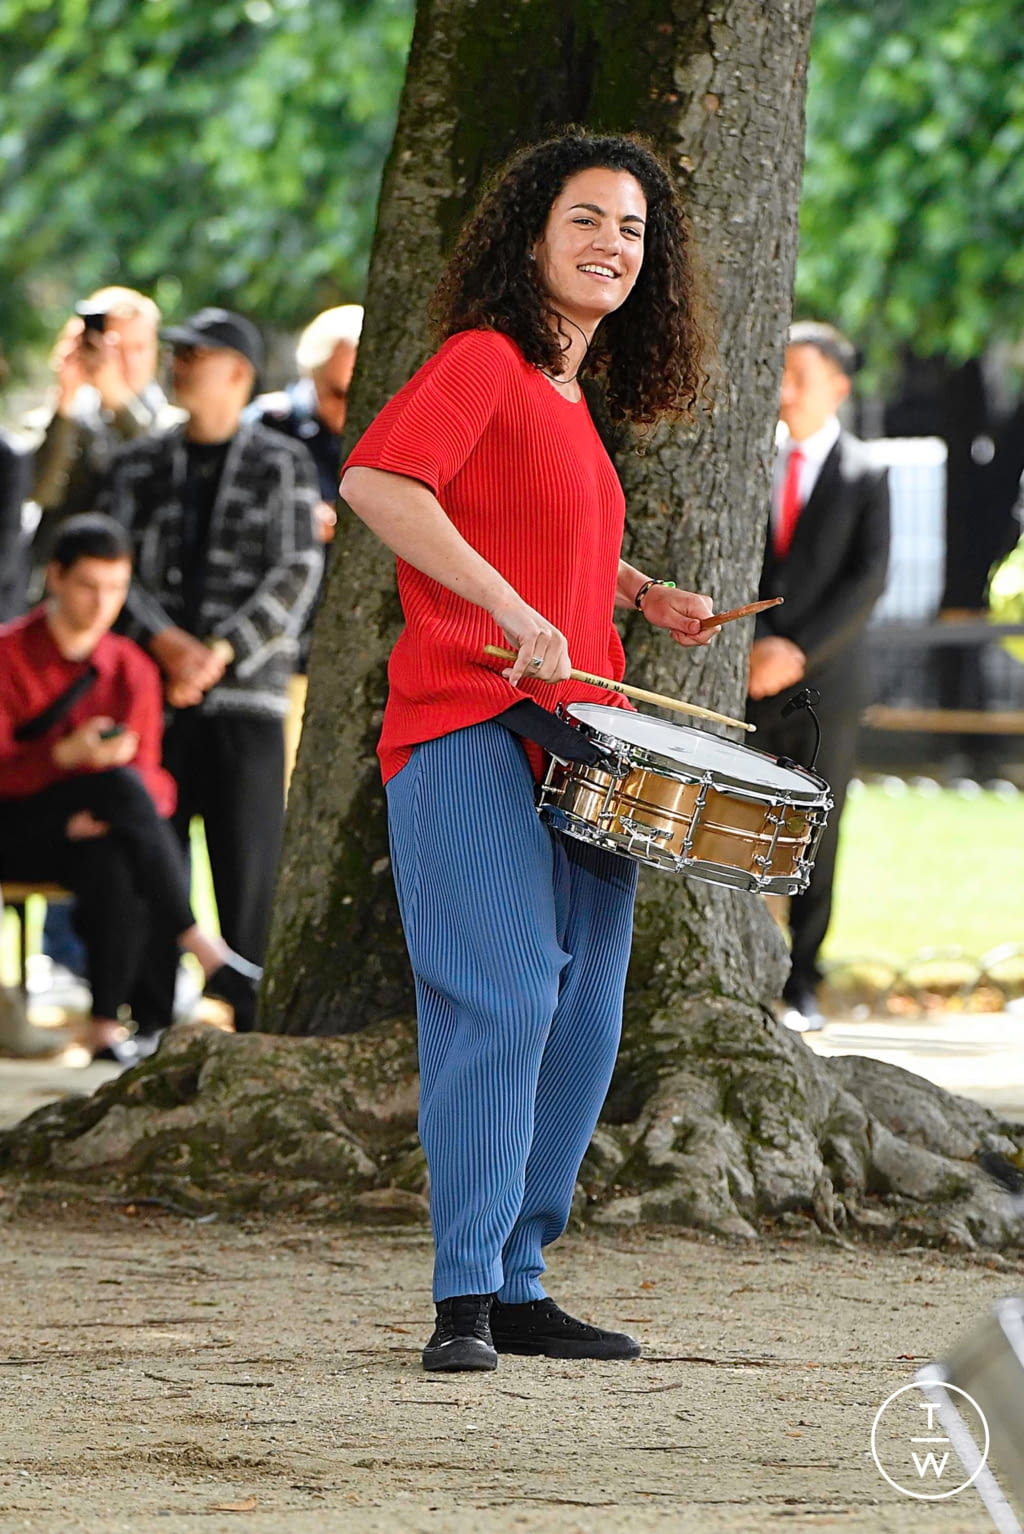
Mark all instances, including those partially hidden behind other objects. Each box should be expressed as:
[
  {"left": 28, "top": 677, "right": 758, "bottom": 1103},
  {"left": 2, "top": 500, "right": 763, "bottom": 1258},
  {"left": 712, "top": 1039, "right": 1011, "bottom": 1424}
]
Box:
[
  {"left": 780, "top": 686, "right": 820, "bottom": 719},
  {"left": 779, "top": 687, "right": 822, "bottom": 772}
]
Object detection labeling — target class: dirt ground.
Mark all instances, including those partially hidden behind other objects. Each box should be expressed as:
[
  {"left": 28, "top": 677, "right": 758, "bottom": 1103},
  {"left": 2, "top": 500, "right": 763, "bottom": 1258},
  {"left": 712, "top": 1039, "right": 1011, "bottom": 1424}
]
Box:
[{"left": 1, "top": 1200, "right": 1022, "bottom": 1534}]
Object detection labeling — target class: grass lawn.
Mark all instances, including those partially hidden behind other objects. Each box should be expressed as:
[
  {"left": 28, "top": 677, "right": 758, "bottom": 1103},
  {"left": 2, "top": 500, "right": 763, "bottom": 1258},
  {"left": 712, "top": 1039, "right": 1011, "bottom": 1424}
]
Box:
[{"left": 824, "top": 782, "right": 1024, "bottom": 965}]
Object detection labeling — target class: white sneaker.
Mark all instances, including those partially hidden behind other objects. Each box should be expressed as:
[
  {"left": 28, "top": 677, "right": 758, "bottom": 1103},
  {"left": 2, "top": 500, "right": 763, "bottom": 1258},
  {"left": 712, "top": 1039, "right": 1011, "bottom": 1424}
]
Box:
[
  {"left": 779, "top": 988, "right": 826, "bottom": 1032},
  {"left": 26, "top": 956, "right": 91, "bottom": 1011}
]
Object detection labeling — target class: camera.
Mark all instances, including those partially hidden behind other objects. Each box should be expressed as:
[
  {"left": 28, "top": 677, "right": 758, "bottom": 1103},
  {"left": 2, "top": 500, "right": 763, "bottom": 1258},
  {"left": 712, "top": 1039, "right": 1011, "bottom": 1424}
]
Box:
[{"left": 75, "top": 304, "right": 107, "bottom": 335}]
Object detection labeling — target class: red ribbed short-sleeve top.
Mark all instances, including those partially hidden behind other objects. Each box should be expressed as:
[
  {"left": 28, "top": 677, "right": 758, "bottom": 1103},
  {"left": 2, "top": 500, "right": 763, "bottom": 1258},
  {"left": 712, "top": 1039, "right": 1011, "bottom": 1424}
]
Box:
[{"left": 344, "top": 328, "right": 631, "bottom": 783}]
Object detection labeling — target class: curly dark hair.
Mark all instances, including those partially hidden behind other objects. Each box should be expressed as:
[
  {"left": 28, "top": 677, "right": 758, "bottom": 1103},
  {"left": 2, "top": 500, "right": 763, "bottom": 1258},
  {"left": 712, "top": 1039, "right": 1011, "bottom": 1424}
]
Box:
[{"left": 431, "top": 129, "right": 708, "bottom": 426}]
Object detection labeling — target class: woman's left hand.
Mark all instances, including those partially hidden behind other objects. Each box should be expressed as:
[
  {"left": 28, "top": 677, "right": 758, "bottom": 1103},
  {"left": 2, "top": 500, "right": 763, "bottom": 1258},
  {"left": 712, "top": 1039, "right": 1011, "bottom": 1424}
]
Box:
[{"left": 640, "top": 584, "right": 716, "bottom": 647}]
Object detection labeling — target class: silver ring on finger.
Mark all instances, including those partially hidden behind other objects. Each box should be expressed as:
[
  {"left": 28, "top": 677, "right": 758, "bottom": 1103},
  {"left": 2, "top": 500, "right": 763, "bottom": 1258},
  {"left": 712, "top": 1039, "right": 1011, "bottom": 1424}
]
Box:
[{"left": 530, "top": 656, "right": 543, "bottom": 668}]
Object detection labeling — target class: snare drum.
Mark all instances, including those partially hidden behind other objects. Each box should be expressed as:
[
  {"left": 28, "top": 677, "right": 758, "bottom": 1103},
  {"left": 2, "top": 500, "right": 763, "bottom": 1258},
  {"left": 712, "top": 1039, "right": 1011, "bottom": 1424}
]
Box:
[{"left": 537, "top": 703, "right": 831, "bottom": 895}]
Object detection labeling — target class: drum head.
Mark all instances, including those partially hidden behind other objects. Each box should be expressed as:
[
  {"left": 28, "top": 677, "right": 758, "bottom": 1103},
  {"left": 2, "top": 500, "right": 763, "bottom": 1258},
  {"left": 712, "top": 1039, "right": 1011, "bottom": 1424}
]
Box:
[{"left": 565, "top": 702, "right": 822, "bottom": 799}]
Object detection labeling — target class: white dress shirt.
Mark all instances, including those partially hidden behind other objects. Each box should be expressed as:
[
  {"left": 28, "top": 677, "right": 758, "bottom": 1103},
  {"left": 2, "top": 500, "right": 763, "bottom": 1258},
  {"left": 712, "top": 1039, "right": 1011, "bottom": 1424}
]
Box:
[{"left": 771, "top": 416, "right": 841, "bottom": 535}]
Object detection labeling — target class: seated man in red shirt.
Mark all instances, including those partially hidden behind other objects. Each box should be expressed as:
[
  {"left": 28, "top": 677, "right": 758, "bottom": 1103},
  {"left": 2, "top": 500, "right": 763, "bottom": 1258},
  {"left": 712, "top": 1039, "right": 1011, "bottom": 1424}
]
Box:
[{"left": 0, "top": 514, "right": 260, "bottom": 1063}]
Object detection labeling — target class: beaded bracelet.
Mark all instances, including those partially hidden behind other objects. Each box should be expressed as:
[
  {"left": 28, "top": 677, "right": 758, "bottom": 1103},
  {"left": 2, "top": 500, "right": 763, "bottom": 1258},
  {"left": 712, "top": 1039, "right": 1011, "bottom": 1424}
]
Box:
[{"left": 633, "top": 578, "right": 676, "bottom": 611}]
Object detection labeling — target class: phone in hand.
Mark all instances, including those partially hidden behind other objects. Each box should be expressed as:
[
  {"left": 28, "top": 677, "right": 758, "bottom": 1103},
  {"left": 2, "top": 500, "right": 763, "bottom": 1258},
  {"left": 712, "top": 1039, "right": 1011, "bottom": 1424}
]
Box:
[{"left": 98, "top": 723, "right": 126, "bottom": 740}]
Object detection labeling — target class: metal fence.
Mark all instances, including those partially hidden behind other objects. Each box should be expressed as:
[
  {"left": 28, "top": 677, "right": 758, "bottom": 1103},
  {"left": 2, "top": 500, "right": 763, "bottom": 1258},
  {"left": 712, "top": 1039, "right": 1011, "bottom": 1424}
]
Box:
[{"left": 855, "top": 438, "right": 1024, "bottom": 768}]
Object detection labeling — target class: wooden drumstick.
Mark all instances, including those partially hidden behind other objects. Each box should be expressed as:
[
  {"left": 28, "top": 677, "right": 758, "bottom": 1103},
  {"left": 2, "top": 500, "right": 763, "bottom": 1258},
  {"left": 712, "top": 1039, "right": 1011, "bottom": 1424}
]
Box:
[
  {"left": 697, "top": 596, "right": 783, "bottom": 631},
  {"left": 482, "top": 645, "right": 755, "bottom": 732}
]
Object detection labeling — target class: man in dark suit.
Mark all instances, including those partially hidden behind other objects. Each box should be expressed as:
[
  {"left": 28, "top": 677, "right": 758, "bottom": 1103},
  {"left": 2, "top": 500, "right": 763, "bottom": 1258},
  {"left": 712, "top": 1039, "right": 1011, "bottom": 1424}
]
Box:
[{"left": 748, "top": 321, "right": 890, "bottom": 1031}]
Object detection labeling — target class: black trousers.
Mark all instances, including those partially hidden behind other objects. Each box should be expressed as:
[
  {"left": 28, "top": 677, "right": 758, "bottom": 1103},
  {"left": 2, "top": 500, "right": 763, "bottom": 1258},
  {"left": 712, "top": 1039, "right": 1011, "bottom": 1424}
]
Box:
[
  {"left": 130, "top": 710, "right": 284, "bottom": 1033},
  {"left": 747, "top": 664, "right": 862, "bottom": 993},
  {"left": 0, "top": 769, "right": 194, "bottom": 1018}
]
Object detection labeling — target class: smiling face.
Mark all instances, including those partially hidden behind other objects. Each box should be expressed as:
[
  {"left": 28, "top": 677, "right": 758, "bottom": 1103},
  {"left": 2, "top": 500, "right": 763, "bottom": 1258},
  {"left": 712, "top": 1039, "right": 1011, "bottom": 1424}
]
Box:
[{"left": 531, "top": 167, "right": 647, "bottom": 333}]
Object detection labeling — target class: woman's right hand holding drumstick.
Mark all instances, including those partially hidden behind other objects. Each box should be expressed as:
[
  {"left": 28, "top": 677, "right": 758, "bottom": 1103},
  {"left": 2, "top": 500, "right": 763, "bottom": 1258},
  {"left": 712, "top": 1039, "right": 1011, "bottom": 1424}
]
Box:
[
  {"left": 491, "top": 596, "right": 572, "bottom": 686},
  {"left": 341, "top": 466, "right": 572, "bottom": 687}
]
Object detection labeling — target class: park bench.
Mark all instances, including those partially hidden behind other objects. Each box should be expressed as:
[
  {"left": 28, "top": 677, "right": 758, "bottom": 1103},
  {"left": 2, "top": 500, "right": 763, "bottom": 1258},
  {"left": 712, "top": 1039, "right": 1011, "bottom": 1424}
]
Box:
[
  {"left": 1, "top": 882, "right": 74, "bottom": 993},
  {"left": 863, "top": 617, "right": 1024, "bottom": 742}
]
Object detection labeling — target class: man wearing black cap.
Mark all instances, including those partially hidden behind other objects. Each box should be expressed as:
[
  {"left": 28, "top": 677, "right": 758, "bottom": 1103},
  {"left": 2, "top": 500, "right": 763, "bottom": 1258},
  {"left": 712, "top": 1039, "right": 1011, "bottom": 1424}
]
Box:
[
  {"left": 103, "top": 308, "right": 322, "bottom": 1036},
  {"left": 747, "top": 321, "right": 890, "bottom": 1033}
]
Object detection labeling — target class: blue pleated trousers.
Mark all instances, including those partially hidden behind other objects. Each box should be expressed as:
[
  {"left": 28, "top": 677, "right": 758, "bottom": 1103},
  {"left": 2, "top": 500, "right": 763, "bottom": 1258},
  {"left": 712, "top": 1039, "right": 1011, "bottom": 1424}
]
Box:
[{"left": 386, "top": 721, "right": 638, "bottom": 1303}]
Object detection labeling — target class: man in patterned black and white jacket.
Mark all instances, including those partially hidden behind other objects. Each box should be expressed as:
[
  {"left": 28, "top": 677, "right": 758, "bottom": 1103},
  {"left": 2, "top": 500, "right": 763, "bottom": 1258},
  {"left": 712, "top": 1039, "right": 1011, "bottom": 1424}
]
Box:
[{"left": 103, "top": 308, "right": 322, "bottom": 1036}]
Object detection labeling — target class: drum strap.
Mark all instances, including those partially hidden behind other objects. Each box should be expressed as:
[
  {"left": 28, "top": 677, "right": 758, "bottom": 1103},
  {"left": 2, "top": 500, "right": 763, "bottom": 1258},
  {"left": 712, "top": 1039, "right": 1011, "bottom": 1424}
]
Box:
[{"left": 496, "top": 700, "right": 615, "bottom": 767}]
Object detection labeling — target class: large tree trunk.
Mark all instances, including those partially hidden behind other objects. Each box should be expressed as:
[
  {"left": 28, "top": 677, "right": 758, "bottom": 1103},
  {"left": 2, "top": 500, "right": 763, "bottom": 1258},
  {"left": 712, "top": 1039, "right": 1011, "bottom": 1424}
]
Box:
[
  {"left": 4, "top": 0, "right": 1021, "bottom": 1248},
  {"left": 1, "top": 1021, "right": 1021, "bottom": 1251},
  {"left": 252, "top": 0, "right": 1024, "bottom": 1244},
  {"left": 254, "top": 0, "right": 1024, "bottom": 1245},
  {"left": 264, "top": 0, "right": 814, "bottom": 1036}
]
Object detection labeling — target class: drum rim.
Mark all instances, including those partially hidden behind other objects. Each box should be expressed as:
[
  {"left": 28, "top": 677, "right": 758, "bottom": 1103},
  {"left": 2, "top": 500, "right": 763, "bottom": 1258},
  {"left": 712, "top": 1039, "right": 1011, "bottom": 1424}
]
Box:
[{"left": 563, "top": 703, "right": 829, "bottom": 805}]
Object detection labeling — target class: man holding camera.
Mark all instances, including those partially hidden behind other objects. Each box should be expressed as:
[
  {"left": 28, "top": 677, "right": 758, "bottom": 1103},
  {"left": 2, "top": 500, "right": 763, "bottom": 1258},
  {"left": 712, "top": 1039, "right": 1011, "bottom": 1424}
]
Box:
[{"left": 31, "top": 287, "right": 179, "bottom": 565}]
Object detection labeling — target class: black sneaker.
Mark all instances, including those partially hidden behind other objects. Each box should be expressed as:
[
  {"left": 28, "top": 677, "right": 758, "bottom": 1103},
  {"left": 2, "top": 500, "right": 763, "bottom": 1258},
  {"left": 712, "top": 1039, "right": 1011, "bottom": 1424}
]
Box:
[
  {"left": 422, "top": 1294, "right": 497, "bottom": 1372},
  {"left": 490, "top": 1297, "right": 641, "bottom": 1360}
]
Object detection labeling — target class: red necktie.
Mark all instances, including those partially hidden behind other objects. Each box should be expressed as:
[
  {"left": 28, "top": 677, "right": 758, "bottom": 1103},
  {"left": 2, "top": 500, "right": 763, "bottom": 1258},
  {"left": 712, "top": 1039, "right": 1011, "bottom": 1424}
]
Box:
[{"left": 775, "top": 447, "right": 804, "bottom": 557}]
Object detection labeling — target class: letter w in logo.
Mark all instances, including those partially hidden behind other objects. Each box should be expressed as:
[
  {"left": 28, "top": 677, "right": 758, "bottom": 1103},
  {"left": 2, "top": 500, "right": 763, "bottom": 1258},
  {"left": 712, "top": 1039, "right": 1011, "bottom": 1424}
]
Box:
[{"left": 911, "top": 1450, "right": 950, "bottom": 1479}]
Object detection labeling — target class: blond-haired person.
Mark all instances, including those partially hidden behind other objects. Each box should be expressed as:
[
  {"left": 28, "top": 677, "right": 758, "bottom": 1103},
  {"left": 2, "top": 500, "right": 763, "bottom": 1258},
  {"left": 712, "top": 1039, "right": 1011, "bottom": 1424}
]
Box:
[{"left": 254, "top": 304, "right": 363, "bottom": 534}]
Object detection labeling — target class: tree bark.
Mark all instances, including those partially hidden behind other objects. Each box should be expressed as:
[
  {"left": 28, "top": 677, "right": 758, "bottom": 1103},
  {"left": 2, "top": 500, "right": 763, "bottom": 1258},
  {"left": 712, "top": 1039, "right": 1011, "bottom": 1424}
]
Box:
[{"left": 5, "top": 0, "right": 1020, "bottom": 1250}]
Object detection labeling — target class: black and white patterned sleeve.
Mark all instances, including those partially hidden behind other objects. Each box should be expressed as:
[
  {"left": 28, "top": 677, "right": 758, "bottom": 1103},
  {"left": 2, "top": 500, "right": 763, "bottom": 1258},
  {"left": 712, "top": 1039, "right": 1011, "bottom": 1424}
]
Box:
[{"left": 213, "top": 437, "right": 323, "bottom": 678}]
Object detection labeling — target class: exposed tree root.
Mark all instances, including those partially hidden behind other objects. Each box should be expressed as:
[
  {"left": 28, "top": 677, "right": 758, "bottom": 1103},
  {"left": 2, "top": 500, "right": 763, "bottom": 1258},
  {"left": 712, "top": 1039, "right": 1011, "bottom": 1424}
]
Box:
[{"left": 1, "top": 1018, "right": 1020, "bottom": 1250}]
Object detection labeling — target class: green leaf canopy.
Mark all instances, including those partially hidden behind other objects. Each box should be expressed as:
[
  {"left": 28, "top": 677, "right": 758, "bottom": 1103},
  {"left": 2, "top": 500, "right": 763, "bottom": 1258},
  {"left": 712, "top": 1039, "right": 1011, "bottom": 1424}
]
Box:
[
  {"left": 797, "top": 0, "right": 1024, "bottom": 366},
  {"left": 0, "top": 0, "right": 413, "bottom": 354},
  {"left": 3, "top": 0, "right": 1023, "bottom": 375}
]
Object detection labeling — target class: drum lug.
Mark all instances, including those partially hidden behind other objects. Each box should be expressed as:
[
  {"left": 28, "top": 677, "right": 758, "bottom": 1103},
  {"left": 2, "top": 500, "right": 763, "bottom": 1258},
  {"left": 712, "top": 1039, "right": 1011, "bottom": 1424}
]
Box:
[
  {"left": 620, "top": 817, "right": 672, "bottom": 853},
  {"left": 601, "top": 749, "right": 630, "bottom": 779},
  {"left": 679, "top": 777, "right": 711, "bottom": 861}
]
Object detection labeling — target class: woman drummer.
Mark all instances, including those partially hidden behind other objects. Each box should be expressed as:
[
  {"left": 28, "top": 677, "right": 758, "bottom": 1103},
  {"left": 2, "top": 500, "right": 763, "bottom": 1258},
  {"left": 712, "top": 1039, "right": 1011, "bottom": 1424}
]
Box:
[{"left": 341, "top": 130, "right": 714, "bottom": 1372}]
